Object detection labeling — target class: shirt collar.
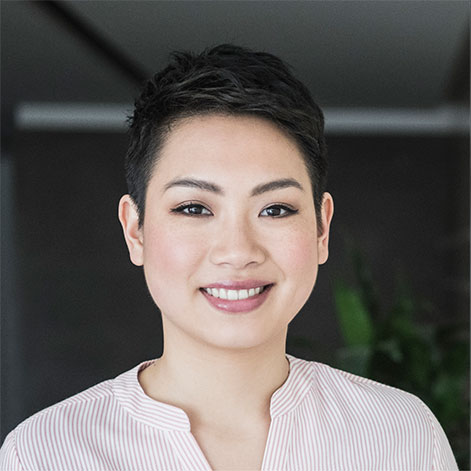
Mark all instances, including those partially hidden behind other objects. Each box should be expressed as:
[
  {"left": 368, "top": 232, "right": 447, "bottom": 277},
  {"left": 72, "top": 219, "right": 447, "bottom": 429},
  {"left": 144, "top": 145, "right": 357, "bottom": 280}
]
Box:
[
  {"left": 270, "top": 354, "right": 314, "bottom": 418},
  {"left": 113, "top": 354, "right": 313, "bottom": 431},
  {"left": 113, "top": 359, "right": 192, "bottom": 431}
]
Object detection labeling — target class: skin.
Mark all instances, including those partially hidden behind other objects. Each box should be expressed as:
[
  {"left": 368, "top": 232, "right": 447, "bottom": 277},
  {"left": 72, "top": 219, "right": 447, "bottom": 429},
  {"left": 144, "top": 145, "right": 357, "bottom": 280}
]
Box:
[{"left": 118, "top": 114, "right": 334, "bottom": 469}]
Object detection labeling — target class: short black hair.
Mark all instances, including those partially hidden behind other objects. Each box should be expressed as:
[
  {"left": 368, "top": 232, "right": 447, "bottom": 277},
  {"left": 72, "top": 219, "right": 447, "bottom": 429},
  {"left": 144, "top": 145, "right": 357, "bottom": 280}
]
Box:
[{"left": 125, "top": 44, "right": 328, "bottom": 232}]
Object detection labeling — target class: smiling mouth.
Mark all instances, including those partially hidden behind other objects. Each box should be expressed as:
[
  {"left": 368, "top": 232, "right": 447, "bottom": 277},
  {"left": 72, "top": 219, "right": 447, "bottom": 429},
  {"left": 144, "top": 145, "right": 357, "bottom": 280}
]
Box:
[{"left": 200, "top": 284, "right": 273, "bottom": 301}]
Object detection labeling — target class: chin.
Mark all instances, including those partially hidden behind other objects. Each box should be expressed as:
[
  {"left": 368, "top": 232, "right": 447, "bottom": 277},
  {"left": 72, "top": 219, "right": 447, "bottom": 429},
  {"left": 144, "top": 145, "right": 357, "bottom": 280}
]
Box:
[{"left": 196, "top": 327, "right": 274, "bottom": 351}]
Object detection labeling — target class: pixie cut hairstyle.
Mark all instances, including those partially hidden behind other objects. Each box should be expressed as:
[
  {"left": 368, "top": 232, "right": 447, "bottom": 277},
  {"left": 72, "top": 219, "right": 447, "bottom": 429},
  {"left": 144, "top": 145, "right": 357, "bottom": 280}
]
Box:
[{"left": 125, "top": 44, "right": 328, "bottom": 232}]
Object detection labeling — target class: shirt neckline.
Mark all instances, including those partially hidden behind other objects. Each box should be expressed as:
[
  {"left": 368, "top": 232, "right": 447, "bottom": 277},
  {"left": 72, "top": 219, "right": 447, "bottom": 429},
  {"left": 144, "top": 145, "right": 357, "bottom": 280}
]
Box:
[{"left": 112, "top": 353, "right": 313, "bottom": 431}]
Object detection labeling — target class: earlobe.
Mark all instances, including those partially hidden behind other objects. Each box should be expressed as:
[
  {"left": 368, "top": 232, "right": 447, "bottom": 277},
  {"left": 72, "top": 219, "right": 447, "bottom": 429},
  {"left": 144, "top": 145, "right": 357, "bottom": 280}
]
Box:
[
  {"left": 317, "top": 192, "right": 334, "bottom": 265},
  {"left": 118, "top": 195, "right": 144, "bottom": 266}
]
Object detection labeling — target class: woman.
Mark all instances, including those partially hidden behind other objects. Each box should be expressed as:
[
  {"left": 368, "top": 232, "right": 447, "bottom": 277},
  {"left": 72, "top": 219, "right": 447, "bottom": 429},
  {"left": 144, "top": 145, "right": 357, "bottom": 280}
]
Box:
[{"left": 0, "top": 44, "right": 458, "bottom": 470}]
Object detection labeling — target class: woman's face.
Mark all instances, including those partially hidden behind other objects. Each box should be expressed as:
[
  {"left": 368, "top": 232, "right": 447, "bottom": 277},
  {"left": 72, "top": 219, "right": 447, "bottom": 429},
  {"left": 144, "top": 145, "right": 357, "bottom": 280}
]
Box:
[{"left": 120, "top": 114, "right": 333, "bottom": 351}]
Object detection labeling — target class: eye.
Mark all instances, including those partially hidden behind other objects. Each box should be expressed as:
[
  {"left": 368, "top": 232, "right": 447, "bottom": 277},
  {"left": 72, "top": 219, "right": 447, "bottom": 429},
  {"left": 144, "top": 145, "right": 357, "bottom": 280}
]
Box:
[
  {"left": 260, "top": 204, "right": 298, "bottom": 218},
  {"left": 171, "top": 203, "right": 212, "bottom": 217}
]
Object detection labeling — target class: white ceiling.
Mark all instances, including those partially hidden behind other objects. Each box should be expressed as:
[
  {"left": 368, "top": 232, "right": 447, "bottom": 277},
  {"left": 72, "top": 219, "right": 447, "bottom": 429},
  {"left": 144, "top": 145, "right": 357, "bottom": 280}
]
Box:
[{"left": 1, "top": 0, "right": 469, "bottom": 111}]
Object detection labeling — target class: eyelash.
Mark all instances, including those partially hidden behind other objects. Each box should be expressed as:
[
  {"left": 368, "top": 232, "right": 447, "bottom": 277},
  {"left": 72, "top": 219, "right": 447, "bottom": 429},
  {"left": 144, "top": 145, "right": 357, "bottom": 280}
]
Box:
[{"left": 170, "top": 202, "right": 298, "bottom": 218}]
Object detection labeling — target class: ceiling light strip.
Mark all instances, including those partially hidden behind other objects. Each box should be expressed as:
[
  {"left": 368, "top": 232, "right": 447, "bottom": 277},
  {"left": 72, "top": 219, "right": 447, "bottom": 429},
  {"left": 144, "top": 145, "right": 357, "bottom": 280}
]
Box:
[{"left": 14, "top": 103, "right": 469, "bottom": 135}]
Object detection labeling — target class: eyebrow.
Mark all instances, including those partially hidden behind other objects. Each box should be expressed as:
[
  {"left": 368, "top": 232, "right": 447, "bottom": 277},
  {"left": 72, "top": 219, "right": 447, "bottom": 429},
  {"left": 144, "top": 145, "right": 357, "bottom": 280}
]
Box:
[{"left": 163, "top": 177, "right": 305, "bottom": 197}]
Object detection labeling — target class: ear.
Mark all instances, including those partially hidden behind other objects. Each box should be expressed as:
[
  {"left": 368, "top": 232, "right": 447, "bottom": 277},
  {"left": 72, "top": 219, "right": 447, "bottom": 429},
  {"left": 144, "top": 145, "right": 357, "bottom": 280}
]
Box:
[
  {"left": 118, "top": 195, "right": 144, "bottom": 266},
  {"left": 317, "top": 192, "right": 334, "bottom": 265}
]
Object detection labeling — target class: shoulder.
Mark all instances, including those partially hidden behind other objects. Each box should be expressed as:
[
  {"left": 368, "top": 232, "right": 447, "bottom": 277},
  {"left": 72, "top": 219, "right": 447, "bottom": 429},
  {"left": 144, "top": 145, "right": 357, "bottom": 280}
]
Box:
[
  {"left": 1, "top": 378, "right": 114, "bottom": 469},
  {"left": 295, "top": 357, "right": 457, "bottom": 470},
  {"left": 314, "top": 360, "right": 428, "bottom": 406},
  {"left": 305, "top": 358, "right": 434, "bottom": 425},
  {"left": 18, "top": 376, "right": 114, "bottom": 431},
  {"left": 0, "top": 361, "right": 150, "bottom": 471}
]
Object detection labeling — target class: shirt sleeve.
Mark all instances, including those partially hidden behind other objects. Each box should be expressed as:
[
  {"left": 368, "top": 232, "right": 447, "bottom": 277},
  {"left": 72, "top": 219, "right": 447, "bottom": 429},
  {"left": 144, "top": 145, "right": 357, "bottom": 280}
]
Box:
[
  {"left": 0, "top": 430, "right": 24, "bottom": 471},
  {"left": 423, "top": 404, "right": 459, "bottom": 471},
  {"left": 429, "top": 412, "right": 458, "bottom": 471}
]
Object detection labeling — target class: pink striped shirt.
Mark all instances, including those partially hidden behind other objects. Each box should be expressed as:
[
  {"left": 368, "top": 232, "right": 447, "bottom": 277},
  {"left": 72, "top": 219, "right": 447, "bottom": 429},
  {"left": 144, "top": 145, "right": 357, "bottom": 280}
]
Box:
[{"left": 0, "top": 354, "right": 458, "bottom": 470}]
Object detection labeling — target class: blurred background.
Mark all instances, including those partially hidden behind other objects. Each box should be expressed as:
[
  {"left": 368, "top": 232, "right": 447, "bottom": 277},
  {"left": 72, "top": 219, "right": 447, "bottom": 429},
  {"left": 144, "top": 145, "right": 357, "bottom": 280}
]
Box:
[{"left": 1, "top": 0, "right": 469, "bottom": 467}]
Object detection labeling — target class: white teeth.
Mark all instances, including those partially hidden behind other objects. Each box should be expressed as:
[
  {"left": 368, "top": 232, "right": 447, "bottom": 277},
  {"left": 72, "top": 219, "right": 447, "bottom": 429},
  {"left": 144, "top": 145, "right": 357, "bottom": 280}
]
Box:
[{"left": 204, "top": 286, "right": 267, "bottom": 300}]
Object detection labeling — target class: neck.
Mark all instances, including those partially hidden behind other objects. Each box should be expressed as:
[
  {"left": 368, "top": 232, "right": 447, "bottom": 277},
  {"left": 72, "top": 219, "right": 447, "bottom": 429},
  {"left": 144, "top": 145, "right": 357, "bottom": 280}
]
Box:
[{"left": 139, "top": 326, "right": 290, "bottom": 431}]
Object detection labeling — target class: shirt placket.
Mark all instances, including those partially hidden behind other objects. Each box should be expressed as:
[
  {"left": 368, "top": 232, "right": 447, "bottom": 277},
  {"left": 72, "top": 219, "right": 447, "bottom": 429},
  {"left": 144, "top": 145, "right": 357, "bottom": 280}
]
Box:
[
  {"left": 261, "top": 413, "right": 294, "bottom": 471},
  {"left": 168, "top": 430, "right": 212, "bottom": 471}
]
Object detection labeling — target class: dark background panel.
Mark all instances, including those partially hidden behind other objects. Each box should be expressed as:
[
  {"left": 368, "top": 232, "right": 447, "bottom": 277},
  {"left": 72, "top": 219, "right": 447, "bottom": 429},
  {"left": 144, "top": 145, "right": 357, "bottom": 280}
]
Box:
[{"left": 3, "top": 131, "right": 467, "bottom": 436}]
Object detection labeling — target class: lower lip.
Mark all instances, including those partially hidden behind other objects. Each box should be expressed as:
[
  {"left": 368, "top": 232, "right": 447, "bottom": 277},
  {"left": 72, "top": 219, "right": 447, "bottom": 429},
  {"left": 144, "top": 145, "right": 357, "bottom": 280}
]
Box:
[{"left": 200, "top": 285, "right": 274, "bottom": 313}]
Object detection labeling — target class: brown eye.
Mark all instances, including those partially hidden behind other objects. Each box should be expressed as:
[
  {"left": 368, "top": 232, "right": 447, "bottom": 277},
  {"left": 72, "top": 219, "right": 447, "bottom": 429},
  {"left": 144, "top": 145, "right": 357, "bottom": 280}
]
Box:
[
  {"left": 260, "top": 205, "right": 298, "bottom": 218},
  {"left": 171, "top": 203, "right": 212, "bottom": 216}
]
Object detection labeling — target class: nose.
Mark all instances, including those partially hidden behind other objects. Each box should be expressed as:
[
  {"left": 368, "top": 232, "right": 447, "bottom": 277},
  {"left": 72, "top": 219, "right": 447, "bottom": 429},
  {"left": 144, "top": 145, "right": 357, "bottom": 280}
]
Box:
[{"left": 209, "top": 215, "right": 266, "bottom": 269}]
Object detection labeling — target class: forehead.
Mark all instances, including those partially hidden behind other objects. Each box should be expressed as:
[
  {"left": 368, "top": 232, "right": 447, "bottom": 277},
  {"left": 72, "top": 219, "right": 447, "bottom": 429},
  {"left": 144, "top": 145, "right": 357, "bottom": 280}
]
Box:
[{"left": 149, "top": 114, "right": 311, "bottom": 193}]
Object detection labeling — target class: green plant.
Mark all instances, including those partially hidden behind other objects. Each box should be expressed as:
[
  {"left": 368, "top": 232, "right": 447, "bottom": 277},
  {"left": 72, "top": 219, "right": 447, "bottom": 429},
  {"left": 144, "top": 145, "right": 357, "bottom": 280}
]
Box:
[{"left": 332, "top": 247, "right": 469, "bottom": 470}]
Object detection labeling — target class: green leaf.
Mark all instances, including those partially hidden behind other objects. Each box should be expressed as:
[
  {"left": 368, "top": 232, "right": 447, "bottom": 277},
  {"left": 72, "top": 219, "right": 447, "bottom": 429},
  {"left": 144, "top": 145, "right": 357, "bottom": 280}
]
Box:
[
  {"left": 432, "top": 372, "right": 467, "bottom": 425},
  {"left": 377, "top": 339, "right": 403, "bottom": 363},
  {"left": 337, "top": 345, "right": 372, "bottom": 377},
  {"left": 333, "top": 282, "right": 374, "bottom": 347}
]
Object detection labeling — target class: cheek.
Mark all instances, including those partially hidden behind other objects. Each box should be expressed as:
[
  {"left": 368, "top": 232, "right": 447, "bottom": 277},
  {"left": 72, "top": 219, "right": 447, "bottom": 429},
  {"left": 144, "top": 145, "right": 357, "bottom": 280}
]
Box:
[
  {"left": 283, "top": 233, "right": 318, "bottom": 322},
  {"left": 142, "top": 225, "right": 206, "bottom": 293},
  {"left": 274, "top": 229, "right": 319, "bottom": 315},
  {"left": 276, "top": 227, "right": 319, "bottom": 275}
]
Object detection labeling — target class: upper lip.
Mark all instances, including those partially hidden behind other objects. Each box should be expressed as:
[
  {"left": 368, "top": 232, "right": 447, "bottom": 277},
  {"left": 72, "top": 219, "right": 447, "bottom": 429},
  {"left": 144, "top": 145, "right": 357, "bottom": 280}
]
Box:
[{"left": 202, "top": 280, "right": 273, "bottom": 290}]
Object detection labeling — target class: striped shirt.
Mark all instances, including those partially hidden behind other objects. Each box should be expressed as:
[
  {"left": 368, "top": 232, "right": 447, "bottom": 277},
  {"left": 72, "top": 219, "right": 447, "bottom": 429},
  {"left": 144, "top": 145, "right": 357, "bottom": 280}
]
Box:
[{"left": 0, "top": 354, "right": 458, "bottom": 470}]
